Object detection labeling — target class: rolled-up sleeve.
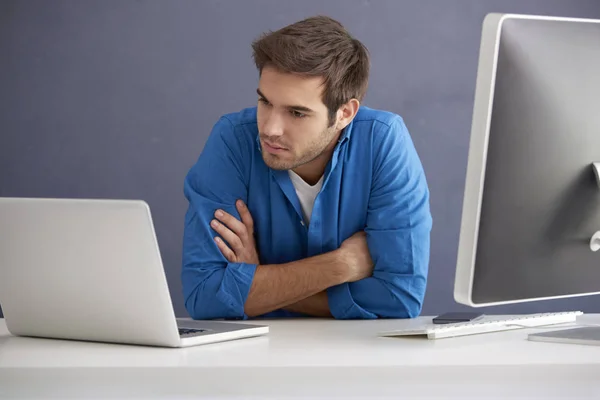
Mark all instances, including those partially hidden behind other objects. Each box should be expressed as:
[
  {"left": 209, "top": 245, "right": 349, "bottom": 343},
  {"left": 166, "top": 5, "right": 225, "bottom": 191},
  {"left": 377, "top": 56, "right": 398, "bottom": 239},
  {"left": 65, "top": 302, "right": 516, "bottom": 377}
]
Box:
[
  {"left": 327, "top": 117, "right": 432, "bottom": 319},
  {"left": 181, "top": 117, "right": 257, "bottom": 320}
]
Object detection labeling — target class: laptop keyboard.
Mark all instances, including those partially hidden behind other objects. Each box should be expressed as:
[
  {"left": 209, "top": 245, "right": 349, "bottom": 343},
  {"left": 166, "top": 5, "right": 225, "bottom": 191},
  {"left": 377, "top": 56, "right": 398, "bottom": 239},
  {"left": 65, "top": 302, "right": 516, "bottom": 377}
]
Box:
[{"left": 178, "top": 328, "right": 207, "bottom": 336}]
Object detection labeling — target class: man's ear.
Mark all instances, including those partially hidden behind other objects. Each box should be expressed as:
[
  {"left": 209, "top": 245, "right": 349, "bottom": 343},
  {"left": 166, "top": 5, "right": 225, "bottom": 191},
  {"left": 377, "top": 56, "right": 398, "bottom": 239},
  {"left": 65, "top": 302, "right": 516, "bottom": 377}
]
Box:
[{"left": 335, "top": 99, "right": 360, "bottom": 130}]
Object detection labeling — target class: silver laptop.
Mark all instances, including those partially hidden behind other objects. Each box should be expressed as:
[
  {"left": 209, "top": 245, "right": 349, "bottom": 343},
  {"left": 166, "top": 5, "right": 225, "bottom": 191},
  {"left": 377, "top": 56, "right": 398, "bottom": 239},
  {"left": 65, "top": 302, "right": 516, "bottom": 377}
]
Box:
[{"left": 0, "top": 197, "right": 268, "bottom": 347}]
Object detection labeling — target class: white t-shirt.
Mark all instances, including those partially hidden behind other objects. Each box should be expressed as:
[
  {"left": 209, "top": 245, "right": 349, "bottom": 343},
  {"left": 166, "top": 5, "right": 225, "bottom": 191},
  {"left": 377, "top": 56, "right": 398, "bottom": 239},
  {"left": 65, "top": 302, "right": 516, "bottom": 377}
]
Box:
[{"left": 288, "top": 170, "right": 324, "bottom": 225}]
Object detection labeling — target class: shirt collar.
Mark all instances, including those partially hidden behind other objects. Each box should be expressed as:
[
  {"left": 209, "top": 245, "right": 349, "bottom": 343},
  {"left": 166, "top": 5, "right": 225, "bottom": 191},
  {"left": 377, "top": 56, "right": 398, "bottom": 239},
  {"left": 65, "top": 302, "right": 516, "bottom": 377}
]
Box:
[{"left": 336, "top": 118, "right": 353, "bottom": 145}]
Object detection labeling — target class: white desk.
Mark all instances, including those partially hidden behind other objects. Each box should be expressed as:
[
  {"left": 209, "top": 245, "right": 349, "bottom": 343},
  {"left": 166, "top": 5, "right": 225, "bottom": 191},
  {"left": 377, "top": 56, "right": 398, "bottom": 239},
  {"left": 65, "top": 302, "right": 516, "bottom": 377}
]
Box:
[{"left": 1, "top": 315, "right": 600, "bottom": 399}]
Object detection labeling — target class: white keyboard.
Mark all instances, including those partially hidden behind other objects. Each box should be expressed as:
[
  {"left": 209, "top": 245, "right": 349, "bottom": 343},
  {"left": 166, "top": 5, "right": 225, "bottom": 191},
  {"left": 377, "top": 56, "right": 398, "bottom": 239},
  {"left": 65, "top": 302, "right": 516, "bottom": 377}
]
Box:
[{"left": 378, "top": 311, "right": 583, "bottom": 339}]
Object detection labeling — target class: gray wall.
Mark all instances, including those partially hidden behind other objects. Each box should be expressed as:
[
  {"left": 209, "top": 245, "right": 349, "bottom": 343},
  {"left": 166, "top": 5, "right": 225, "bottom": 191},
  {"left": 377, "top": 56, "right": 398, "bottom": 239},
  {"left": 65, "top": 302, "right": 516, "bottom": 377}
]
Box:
[{"left": 1, "top": 0, "right": 599, "bottom": 319}]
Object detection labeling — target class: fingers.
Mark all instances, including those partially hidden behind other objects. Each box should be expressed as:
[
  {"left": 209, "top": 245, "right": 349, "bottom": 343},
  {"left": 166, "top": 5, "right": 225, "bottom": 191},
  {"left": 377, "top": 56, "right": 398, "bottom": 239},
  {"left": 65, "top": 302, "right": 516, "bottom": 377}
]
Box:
[
  {"left": 211, "top": 218, "right": 243, "bottom": 251},
  {"left": 211, "top": 202, "right": 254, "bottom": 260},
  {"left": 214, "top": 236, "right": 236, "bottom": 262},
  {"left": 236, "top": 200, "right": 254, "bottom": 232},
  {"left": 214, "top": 209, "right": 247, "bottom": 238}
]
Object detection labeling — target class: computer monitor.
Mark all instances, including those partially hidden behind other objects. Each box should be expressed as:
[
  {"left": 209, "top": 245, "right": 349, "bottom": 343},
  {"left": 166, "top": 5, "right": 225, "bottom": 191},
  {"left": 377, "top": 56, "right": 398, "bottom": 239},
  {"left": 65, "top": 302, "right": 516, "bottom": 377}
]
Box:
[{"left": 453, "top": 13, "right": 600, "bottom": 340}]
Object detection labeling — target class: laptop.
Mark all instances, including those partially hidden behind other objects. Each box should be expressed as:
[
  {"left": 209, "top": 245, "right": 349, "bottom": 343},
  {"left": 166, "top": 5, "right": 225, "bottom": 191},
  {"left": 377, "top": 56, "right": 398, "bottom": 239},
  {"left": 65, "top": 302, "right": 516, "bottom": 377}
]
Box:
[{"left": 0, "top": 197, "right": 268, "bottom": 347}]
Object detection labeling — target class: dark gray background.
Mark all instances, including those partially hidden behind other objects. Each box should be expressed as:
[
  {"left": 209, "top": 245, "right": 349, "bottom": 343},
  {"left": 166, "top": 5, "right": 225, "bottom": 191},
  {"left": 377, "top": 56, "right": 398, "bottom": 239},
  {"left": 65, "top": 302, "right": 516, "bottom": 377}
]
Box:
[{"left": 1, "top": 0, "right": 599, "bottom": 319}]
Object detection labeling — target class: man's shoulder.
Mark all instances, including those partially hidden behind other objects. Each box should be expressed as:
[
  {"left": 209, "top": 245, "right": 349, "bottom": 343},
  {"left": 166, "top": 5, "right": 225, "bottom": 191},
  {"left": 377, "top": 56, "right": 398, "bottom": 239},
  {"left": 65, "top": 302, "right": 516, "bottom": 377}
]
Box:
[
  {"left": 217, "top": 106, "right": 258, "bottom": 131},
  {"left": 199, "top": 107, "right": 259, "bottom": 164},
  {"left": 206, "top": 107, "right": 258, "bottom": 150},
  {"left": 353, "top": 106, "right": 405, "bottom": 129},
  {"left": 349, "top": 106, "right": 409, "bottom": 148}
]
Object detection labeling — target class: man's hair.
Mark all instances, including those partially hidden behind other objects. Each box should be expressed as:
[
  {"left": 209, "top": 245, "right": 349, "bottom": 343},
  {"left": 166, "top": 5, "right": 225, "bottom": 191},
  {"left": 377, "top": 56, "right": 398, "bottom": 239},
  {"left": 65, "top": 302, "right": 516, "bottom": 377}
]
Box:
[{"left": 251, "top": 15, "right": 370, "bottom": 125}]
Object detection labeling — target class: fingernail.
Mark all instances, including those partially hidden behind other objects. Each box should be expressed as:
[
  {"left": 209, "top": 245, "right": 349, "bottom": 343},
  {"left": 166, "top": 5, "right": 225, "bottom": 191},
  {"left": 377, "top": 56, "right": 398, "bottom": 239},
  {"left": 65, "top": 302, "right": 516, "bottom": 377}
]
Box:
[
  {"left": 215, "top": 210, "right": 223, "bottom": 217},
  {"left": 237, "top": 200, "right": 244, "bottom": 207},
  {"left": 211, "top": 220, "right": 218, "bottom": 227}
]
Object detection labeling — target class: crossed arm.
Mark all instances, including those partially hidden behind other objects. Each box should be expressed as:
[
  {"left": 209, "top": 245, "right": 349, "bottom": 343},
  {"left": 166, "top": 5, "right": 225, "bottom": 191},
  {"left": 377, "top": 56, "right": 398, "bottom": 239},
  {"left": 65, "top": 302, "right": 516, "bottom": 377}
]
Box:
[{"left": 210, "top": 200, "right": 372, "bottom": 317}]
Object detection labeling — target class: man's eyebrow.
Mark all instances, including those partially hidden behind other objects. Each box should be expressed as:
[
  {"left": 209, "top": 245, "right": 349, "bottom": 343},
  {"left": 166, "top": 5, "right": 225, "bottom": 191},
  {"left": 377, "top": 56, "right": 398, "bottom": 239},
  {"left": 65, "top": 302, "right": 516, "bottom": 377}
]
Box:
[{"left": 256, "top": 88, "right": 315, "bottom": 114}]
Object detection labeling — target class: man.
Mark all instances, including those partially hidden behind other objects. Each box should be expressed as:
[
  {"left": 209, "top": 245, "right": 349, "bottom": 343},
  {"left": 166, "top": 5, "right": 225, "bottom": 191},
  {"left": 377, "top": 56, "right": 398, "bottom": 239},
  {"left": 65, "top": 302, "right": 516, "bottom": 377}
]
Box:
[{"left": 181, "top": 15, "right": 432, "bottom": 320}]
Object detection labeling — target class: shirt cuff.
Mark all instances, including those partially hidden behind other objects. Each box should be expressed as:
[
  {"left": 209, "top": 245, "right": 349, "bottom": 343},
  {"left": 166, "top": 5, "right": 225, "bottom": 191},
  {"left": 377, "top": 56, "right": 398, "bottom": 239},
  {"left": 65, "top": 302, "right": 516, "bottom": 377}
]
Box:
[
  {"left": 327, "top": 283, "right": 358, "bottom": 319},
  {"left": 215, "top": 262, "right": 257, "bottom": 320}
]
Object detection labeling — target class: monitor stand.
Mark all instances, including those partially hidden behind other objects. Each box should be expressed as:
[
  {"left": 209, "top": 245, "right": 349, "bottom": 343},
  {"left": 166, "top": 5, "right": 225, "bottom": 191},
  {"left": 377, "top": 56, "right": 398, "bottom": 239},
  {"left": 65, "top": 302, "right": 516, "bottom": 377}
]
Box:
[
  {"left": 527, "top": 326, "right": 600, "bottom": 346},
  {"left": 592, "top": 231, "right": 600, "bottom": 252},
  {"left": 589, "top": 163, "right": 600, "bottom": 252},
  {"left": 536, "top": 163, "right": 600, "bottom": 344}
]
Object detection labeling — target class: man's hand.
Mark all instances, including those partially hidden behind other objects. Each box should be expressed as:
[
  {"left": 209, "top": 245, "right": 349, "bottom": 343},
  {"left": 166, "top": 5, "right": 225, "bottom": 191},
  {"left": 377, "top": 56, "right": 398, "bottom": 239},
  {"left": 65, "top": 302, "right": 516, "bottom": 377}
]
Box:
[
  {"left": 338, "top": 231, "right": 374, "bottom": 282},
  {"left": 211, "top": 200, "right": 259, "bottom": 264},
  {"left": 282, "top": 232, "right": 373, "bottom": 317}
]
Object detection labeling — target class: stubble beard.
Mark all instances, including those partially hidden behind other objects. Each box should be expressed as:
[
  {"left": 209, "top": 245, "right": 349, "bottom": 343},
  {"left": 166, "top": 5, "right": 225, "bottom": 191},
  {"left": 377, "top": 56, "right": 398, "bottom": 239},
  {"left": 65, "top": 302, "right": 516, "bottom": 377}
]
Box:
[{"left": 261, "top": 125, "right": 338, "bottom": 171}]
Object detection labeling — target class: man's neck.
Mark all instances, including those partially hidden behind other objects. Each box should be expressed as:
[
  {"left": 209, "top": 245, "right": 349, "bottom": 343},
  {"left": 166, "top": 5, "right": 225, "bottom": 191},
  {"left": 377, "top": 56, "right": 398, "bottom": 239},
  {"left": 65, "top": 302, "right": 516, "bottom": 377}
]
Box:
[
  {"left": 292, "top": 158, "right": 328, "bottom": 186},
  {"left": 292, "top": 132, "right": 341, "bottom": 185}
]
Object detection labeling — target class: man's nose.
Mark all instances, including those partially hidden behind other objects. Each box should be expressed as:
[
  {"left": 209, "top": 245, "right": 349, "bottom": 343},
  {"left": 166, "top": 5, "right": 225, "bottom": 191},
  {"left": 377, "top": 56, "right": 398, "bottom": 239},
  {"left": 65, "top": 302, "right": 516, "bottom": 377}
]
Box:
[{"left": 262, "top": 112, "right": 284, "bottom": 137}]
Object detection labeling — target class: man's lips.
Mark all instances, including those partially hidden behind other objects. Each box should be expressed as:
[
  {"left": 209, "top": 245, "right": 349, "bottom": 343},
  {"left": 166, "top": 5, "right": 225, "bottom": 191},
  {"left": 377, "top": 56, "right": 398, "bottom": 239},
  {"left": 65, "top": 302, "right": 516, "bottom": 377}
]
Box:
[{"left": 262, "top": 140, "right": 288, "bottom": 153}]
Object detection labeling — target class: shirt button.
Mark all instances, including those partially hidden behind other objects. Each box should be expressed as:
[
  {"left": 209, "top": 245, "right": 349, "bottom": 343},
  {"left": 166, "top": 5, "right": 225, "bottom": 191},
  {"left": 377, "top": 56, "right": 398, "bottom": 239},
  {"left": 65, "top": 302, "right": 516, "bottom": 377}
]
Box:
[{"left": 300, "top": 220, "right": 305, "bottom": 226}]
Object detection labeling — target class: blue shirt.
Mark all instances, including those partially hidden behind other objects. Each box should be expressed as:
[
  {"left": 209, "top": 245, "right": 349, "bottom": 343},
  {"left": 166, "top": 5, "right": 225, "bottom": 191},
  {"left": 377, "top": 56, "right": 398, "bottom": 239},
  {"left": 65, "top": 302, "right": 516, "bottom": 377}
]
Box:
[{"left": 182, "top": 106, "right": 432, "bottom": 320}]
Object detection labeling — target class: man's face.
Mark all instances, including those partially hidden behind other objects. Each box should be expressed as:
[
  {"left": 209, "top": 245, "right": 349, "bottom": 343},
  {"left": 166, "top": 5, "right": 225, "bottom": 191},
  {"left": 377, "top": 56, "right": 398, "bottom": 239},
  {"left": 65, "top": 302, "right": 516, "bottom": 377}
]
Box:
[{"left": 256, "top": 66, "right": 340, "bottom": 171}]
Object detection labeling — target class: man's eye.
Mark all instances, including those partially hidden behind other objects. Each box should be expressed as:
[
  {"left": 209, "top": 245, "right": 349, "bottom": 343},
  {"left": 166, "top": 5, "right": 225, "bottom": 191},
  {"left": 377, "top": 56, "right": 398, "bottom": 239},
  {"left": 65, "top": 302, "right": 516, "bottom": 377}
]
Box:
[
  {"left": 291, "top": 110, "right": 306, "bottom": 118},
  {"left": 258, "top": 98, "right": 270, "bottom": 106}
]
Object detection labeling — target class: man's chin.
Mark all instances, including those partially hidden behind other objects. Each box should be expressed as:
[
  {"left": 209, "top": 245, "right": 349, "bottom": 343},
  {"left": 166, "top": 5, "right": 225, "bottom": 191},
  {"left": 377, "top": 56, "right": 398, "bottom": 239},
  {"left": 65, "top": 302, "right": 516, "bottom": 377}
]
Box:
[{"left": 261, "top": 152, "right": 294, "bottom": 170}]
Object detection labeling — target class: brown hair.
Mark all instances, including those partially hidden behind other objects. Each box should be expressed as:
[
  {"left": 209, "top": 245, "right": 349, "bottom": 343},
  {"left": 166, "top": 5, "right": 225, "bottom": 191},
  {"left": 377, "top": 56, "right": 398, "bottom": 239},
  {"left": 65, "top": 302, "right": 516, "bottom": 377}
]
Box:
[{"left": 251, "top": 15, "right": 370, "bottom": 125}]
